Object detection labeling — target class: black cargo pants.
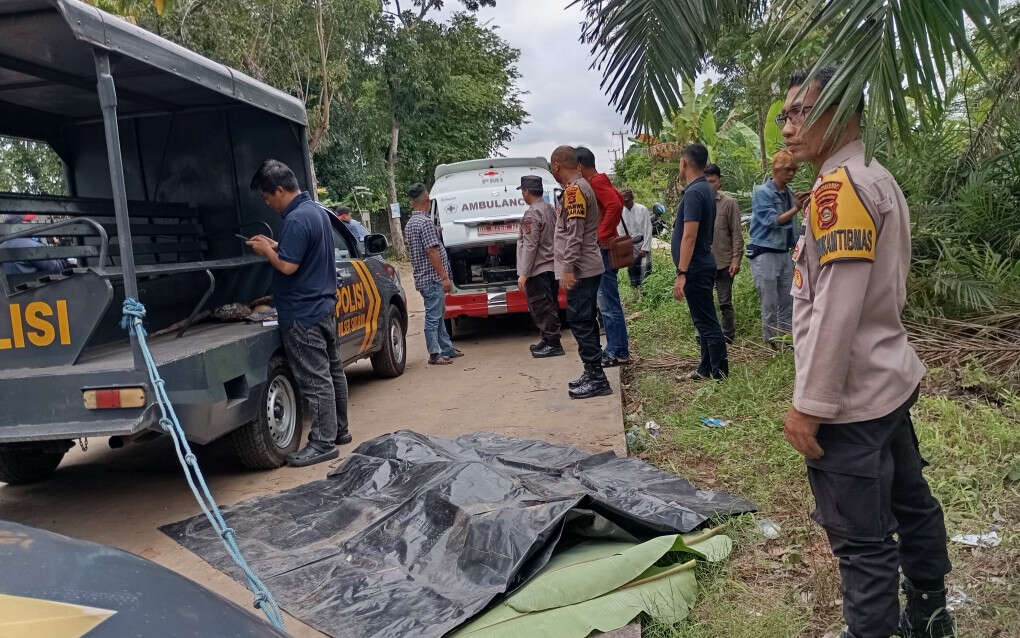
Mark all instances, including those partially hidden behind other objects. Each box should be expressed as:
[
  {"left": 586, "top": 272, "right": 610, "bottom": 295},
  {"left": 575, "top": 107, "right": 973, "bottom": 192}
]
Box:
[
  {"left": 684, "top": 268, "right": 728, "bottom": 378},
  {"left": 525, "top": 271, "right": 561, "bottom": 346},
  {"left": 565, "top": 273, "right": 602, "bottom": 364},
  {"left": 280, "top": 312, "right": 350, "bottom": 450},
  {"left": 807, "top": 387, "right": 951, "bottom": 638}
]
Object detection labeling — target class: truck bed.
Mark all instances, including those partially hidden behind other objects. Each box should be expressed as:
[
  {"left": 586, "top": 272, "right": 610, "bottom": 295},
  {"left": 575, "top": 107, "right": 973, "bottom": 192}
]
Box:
[{"left": 0, "top": 321, "right": 276, "bottom": 379}]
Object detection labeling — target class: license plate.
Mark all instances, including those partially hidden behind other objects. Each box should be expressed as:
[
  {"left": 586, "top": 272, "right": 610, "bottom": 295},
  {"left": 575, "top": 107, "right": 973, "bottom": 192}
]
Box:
[{"left": 477, "top": 222, "right": 518, "bottom": 236}]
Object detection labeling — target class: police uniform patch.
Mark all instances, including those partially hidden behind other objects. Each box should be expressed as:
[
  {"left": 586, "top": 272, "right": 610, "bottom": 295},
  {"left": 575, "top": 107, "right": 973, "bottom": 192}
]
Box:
[
  {"left": 810, "top": 166, "right": 877, "bottom": 266},
  {"left": 522, "top": 218, "right": 533, "bottom": 236},
  {"left": 793, "top": 268, "right": 803, "bottom": 289},
  {"left": 563, "top": 184, "right": 587, "bottom": 219}
]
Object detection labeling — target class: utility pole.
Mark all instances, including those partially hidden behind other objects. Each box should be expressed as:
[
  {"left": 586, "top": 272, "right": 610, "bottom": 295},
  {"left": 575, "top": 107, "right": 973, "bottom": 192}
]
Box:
[
  {"left": 608, "top": 148, "right": 620, "bottom": 163},
  {"left": 611, "top": 130, "right": 627, "bottom": 158}
]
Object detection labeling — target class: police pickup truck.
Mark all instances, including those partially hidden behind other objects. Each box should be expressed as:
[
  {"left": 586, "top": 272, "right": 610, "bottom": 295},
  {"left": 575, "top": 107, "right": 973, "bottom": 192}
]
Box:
[
  {"left": 0, "top": 0, "right": 407, "bottom": 484},
  {"left": 430, "top": 158, "right": 565, "bottom": 335}
]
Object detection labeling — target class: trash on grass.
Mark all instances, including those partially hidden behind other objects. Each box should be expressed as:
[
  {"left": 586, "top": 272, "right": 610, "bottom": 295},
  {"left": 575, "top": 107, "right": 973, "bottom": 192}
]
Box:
[
  {"left": 950, "top": 530, "right": 1001, "bottom": 548},
  {"left": 700, "top": 418, "right": 731, "bottom": 428},
  {"left": 645, "top": 420, "right": 661, "bottom": 438},
  {"left": 757, "top": 518, "right": 782, "bottom": 540},
  {"left": 946, "top": 585, "right": 975, "bottom": 611},
  {"left": 626, "top": 425, "right": 646, "bottom": 453}
]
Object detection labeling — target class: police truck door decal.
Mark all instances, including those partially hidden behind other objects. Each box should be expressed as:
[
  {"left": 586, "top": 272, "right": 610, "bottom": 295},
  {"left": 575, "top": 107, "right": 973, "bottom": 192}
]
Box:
[{"left": 334, "top": 260, "right": 381, "bottom": 354}]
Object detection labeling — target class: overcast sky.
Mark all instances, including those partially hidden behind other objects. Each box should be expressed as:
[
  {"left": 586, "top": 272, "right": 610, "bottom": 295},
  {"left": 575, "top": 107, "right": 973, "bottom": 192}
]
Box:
[{"left": 438, "top": 1, "right": 633, "bottom": 172}]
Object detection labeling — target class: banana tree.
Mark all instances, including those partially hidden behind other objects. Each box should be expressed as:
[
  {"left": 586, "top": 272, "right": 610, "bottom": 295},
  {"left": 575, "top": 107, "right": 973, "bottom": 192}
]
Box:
[{"left": 570, "top": 0, "right": 1000, "bottom": 156}]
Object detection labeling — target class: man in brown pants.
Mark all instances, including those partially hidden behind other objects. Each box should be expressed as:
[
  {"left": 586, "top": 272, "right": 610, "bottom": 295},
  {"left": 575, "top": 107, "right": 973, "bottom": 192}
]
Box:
[{"left": 516, "top": 175, "right": 563, "bottom": 358}]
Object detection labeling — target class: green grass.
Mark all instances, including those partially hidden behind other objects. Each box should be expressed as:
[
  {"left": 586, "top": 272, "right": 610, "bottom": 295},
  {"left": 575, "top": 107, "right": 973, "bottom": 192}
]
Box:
[{"left": 620, "top": 251, "right": 1020, "bottom": 638}]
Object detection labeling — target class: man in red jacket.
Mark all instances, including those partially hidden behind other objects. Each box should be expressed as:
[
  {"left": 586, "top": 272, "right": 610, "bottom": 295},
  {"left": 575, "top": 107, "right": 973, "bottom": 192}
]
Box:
[{"left": 576, "top": 147, "right": 631, "bottom": 367}]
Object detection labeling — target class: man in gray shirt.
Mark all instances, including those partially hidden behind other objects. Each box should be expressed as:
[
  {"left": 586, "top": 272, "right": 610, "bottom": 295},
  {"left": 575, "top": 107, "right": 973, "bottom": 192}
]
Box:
[{"left": 516, "top": 175, "right": 562, "bottom": 358}]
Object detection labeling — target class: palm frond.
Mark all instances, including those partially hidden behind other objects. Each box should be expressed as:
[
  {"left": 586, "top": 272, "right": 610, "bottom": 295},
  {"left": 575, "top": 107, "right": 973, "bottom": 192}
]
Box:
[
  {"left": 569, "top": 0, "right": 766, "bottom": 132},
  {"left": 769, "top": 0, "right": 1000, "bottom": 157}
]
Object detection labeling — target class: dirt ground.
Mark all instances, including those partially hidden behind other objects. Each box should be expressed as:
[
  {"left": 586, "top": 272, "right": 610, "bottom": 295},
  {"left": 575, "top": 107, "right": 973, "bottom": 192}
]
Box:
[{"left": 0, "top": 275, "right": 624, "bottom": 636}]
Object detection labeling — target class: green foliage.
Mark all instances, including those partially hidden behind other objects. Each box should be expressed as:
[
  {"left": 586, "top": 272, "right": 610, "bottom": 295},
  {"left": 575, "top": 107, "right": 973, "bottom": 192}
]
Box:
[
  {"left": 622, "top": 249, "right": 1020, "bottom": 637},
  {"left": 0, "top": 138, "right": 66, "bottom": 195},
  {"left": 314, "top": 12, "right": 526, "bottom": 209}
]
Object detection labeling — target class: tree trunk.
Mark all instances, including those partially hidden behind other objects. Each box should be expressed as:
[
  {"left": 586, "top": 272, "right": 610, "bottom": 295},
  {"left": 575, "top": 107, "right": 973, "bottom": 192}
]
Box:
[
  {"left": 386, "top": 113, "right": 407, "bottom": 259},
  {"left": 756, "top": 109, "right": 768, "bottom": 174}
]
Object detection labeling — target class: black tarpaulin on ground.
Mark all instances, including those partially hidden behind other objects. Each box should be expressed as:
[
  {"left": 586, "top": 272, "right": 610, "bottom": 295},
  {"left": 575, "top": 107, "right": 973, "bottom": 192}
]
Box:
[{"left": 161, "top": 431, "right": 756, "bottom": 638}]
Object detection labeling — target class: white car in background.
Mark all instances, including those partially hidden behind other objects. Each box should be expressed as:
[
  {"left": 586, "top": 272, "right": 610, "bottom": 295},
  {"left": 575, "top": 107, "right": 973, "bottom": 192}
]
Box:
[{"left": 429, "top": 158, "right": 565, "bottom": 334}]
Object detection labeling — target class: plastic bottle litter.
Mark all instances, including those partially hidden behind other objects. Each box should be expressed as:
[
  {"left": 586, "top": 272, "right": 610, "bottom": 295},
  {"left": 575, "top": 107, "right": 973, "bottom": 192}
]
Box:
[
  {"left": 700, "top": 417, "right": 732, "bottom": 428},
  {"left": 625, "top": 425, "right": 646, "bottom": 454},
  {"left": 950, "top": 530, "right": 1001, "bottom": 548},
  {"left": 644, "top": 420, "right": 661, "bottom": 438},
  {"left": 757, "top": 518, "right": 782, "bottom": 540}
]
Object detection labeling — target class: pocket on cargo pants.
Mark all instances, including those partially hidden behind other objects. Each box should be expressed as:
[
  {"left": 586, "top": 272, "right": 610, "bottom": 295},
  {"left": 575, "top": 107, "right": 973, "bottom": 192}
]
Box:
[{"left": 806, "top": 441, "right": 894, "bottom": 541}]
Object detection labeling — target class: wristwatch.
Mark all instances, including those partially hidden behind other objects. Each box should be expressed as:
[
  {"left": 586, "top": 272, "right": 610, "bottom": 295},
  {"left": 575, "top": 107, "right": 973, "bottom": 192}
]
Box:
[{"left": 676, "top": 268, "right": 687, "bottom": 277}]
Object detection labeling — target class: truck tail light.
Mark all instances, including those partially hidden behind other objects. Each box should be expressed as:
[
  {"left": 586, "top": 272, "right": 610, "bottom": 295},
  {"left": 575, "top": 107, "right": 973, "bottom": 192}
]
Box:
[
  {"left": 383, "top": 263, "right": 397, "bottom": 279},
  {"left": 83, "top": 387, "right": 146, "bottom": 410}
]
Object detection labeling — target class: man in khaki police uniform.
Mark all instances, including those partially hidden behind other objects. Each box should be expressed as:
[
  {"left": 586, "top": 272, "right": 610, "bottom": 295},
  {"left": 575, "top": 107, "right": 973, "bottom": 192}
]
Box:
[
  {"left": 516, "top": 175, "right": 563, "bottom": 358},
  {"left": 549, "top": 145, "right": 609, "bottom": 399},
  {"left": 781, "top": 67, "right": 953, "bottom": 638}
]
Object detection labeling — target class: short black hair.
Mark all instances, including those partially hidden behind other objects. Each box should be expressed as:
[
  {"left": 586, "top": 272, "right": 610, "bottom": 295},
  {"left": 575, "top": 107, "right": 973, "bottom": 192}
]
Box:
[
  {"left": 682, "top": 143, "right": 709, "bottom": 170},
  {"left": 524, "top": 186, "right": 544, "bottom": 197},
  {"left": 575, "top": 146, "right": 596, "bottom": 169},
  {"left": 333, "top": 205, "right": 352, "bottom": 216},
  {"left": 789, "top": 66, "right": 864, "bottom": 114},
  {"left": 250, "top": 159, "right": 299, "bottom": 194},
  {"left": 704, "top": 163, "right": 721, "bottom": 178},
  {"left": 407, "top": 182, "right": 428, "bottom": 202}
]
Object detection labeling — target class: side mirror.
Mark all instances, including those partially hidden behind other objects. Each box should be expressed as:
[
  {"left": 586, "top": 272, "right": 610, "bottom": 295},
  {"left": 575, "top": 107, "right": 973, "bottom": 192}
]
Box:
[{"left": 363, "top": 233, "right": 389, "bottom": 256}]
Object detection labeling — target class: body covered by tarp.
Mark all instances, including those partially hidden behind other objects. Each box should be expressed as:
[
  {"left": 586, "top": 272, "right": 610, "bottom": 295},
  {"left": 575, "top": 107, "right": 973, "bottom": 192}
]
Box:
[{"left": 163, "top": 431, "right": 756, "bottom": 638}]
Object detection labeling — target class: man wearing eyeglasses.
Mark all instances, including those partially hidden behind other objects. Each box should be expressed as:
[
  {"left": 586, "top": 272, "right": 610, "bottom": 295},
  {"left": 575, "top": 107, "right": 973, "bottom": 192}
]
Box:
[{"left": 780, "top": 67, "right": 953, "bottom": 638}]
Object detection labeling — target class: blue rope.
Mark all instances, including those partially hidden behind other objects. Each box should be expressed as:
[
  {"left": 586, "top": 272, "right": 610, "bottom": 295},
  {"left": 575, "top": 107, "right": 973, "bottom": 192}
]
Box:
[{"left": 121, "top": 298, "right": 286, "bottom": 631}]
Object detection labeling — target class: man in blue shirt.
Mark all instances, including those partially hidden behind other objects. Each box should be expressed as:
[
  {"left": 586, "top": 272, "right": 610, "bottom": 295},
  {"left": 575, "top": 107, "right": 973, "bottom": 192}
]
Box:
[
  {"left": 334, "top": 205, "right": 369, "bottom": 242},
  {"left": 748, "top": 150, "right": 805, "bottom": 346},
  {"left": 671, "top": 144, "right": 729, "bottom": 379},
  {"left": 247, "top": 159, "right": 350, "bottom": 468}
]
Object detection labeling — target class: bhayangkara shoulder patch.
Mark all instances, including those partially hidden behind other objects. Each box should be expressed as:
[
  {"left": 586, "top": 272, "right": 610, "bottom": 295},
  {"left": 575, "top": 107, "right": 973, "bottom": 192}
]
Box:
[
  {"left": 810, "top": 166, "right": 877, "bottom": 266},
  {"left": 563, "top": 184, "right": 587, "bottom": 219}
]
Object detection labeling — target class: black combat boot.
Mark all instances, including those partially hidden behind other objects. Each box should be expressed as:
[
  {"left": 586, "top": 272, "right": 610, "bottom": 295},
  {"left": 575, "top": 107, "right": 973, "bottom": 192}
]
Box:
[
  {"left": 568, "top": 368, "right": 590, "bottom": 390},
  {"left": 569, "top": 362, "right": 612, "bottom": 399},
  {"left": 529, "top": 339, "right": 546, "bottom": 352},
  {"left": 899, "top": 580, "right": 956, "bottom": 638}
]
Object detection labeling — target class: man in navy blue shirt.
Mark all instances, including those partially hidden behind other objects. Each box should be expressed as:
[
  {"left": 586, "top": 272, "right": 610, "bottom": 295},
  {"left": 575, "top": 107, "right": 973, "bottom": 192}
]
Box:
[
  {"left": 671, "top": 144, "right": 729, "bottom": 379},
  {"left": 247, "top": 159, "right": 350, "bottom": 468}
]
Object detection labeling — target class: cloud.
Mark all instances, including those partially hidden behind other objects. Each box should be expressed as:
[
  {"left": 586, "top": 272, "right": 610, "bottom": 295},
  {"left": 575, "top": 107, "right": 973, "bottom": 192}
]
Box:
[{"left": 437, "top": 0, "right": 631, "bottom": 172}]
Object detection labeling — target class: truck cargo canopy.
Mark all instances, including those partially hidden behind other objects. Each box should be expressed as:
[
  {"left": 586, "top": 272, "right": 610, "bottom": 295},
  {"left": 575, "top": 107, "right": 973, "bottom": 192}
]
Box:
[{"left": 0, "top": 0, "right": 306, "bottom": 141}]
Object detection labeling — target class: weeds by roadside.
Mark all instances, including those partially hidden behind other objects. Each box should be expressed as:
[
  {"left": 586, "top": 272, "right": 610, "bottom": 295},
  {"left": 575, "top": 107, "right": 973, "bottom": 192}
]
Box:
[{"left": 621, "top": 251, "right": 1020, "bottom": 638}]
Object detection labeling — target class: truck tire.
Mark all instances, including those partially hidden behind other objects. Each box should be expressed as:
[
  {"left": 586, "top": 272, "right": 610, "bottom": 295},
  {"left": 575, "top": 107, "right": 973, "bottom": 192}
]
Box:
[
  {"left": 0, "top": 441, "right": 71, "bottom": 485},
  {"left": 230, "top": 356, "right": 304, "bottom": 470},
  {"left": 371, "top": 305, "right": 407, "bottom": 378},
  {"left": 444, "top": 318, "right": 458, "bottom": 341}
]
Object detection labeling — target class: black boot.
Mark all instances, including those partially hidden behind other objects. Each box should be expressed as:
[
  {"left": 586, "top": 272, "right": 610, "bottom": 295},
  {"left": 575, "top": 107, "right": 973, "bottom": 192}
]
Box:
[
  {"left": 532, "top": 341, "right": 565, "bottom": 358},
  {"left": 529, "top": 339, "right": 546, "bottom": 352},
  {"left": 569, "top": 362, "right": 612, "bottom": 399},
  {"left": 568, "top": 368, "right": 591, "bottom": 390},
  {"left": 899, "top": 580, "right": 956, "bottom": 638},
  {"left": 334, "top": 428, "right": 353, "bottom": 445}
]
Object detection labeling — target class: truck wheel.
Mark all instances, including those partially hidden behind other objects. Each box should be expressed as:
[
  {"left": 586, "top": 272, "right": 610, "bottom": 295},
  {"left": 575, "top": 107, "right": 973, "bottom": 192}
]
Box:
[
  {"left": 371, "top": 305, "right": 407, "bottom": 378},
  {"left": 444, "top": 318, "right": 458, "bottom": 341},
  {"left": 230, "top": 356, "right": 304, "bottom": 470},
  {"left": 0, "top": 441, "right": 71, "bottom": 485}
]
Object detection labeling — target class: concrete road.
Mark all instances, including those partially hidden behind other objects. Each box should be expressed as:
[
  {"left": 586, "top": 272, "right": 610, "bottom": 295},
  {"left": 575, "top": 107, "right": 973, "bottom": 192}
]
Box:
[{"left": 0, "top": 275, "right": 624, "bottom": 636}]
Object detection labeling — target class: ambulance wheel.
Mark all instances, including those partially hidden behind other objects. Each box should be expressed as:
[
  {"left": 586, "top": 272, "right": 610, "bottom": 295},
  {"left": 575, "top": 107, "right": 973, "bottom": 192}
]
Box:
[
  {"left": 371, "top": 305, "right": 406, "bottom": 378},
  {"left": 231, "top": 356, "right": 304, "bottom": 470},
  {"left": 0, "top": 441, "right": 71, "bottom": 485}
]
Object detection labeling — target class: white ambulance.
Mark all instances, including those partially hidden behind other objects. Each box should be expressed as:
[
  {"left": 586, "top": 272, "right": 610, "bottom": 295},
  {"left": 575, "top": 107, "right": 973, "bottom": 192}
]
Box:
[{"left": 429, "top": 157, "right": 565, "bottom": 333}]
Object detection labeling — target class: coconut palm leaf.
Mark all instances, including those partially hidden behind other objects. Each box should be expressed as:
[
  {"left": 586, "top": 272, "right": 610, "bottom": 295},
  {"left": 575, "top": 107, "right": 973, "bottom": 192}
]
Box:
[{"left": 570, "top": 0, "right": 1000, "bottom": 145}]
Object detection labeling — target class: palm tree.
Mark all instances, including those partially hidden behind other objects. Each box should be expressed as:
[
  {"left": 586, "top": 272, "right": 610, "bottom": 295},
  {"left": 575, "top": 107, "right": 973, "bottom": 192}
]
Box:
[{"left": 569, "top": 0, "right": 1001, "bottom": 152}]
